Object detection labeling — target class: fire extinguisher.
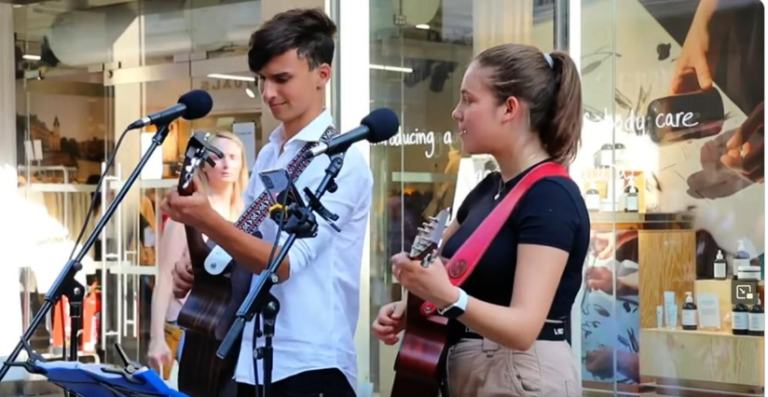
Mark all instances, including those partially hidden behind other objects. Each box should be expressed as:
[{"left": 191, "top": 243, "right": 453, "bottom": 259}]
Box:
[
  {"left": 82, "top": 282, "right": 101, "bottom": 353},
  {"left": 51, "top": 296, "right": 70, "bottom": 354}
]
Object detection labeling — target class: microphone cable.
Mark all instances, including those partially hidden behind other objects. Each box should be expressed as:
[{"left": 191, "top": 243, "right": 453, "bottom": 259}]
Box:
[{"left": 66, "top": 125, "right": 132, "bottom": 262}]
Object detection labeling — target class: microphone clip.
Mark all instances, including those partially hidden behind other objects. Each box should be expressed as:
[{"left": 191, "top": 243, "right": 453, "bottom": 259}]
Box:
[
  {"left": 269, "top": 202, "right": 319, "bottom": 238},
  {"left": 304, "top": 188, "right": 341, "bottom": 232}
]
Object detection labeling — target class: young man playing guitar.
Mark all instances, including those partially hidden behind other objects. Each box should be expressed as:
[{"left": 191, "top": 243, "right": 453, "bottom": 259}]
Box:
[{"left": 161, "top": 8, "right": 372, "bottom": 397}]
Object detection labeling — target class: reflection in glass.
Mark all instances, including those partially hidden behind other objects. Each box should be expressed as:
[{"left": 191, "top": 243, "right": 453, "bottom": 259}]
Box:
[{"left": 12, "top": 0, "right": 262, "bottom": 372}]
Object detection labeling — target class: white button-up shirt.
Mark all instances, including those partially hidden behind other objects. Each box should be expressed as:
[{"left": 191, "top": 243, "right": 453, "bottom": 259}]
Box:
[{"left": 234, "top": 109, "right": 372, "bottom": 391}]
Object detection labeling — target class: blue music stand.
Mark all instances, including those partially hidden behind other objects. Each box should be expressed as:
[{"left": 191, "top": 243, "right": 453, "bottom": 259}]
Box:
[{"left": 7, "top": 341, "right": 189, "bottom": 397}]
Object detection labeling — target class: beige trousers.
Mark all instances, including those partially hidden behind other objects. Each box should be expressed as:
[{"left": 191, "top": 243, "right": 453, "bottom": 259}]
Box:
[{"left": 444, "top": 338, "right": 581, "bottom": 397}]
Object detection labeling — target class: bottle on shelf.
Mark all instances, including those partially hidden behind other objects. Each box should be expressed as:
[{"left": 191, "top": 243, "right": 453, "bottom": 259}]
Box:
[
  {"left": 749, "top": 296, "right": 764, "bottom": 336},
  {"left": 714, "top": 249, "right": 727, "bottom": 280},
  {"left": 682, "top": 291, "right": 698, "bottom": 331},
  {"left": 585, "top": 182, "right": 601, "bottom": 212},
  {"left": 734, "top": 241, "right": 751, "bottom": 279},
  {"left": 625, "top": 175, "right": 639, "bottom": 213},
  {"left": 732, "top": 302, "right": 750, "bottom": 335}
]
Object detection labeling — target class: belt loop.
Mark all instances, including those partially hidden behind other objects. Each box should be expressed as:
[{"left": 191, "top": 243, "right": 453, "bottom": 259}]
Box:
[{"left": 481, "top": 338, "right": 500, "bottom": 357}]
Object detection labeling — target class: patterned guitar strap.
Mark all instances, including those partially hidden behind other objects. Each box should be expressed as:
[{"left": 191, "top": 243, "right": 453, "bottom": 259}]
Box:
[{"left": 233, "top": 125, "right": 338, "bottom": 236}]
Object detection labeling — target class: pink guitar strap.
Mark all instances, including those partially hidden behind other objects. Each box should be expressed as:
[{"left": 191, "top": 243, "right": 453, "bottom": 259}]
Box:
[{"left": 421, "top": 162, "right": 570, "bottom": 316}]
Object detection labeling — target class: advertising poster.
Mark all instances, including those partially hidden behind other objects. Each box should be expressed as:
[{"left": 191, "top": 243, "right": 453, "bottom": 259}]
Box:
[{"left": 578, "top": 0, "right": 764, "bottom": 391}]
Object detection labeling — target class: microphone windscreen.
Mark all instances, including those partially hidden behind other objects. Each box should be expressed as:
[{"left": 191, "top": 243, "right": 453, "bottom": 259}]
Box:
[
  {"left": 361, "top": 108, "right": 400, "bottom": 143},
  {"left": 178, "top": 90, "right": 214, "bottom": 121}
]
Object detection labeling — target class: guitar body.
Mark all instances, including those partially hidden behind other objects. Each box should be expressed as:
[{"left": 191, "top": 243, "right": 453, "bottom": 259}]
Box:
[
  {"left": 176, "top": 225, "right": 255, "bottom": 397},
  {"left": 390, "top": 208, "right": 452, "bottom": 397},
  {"left": 391, "top": 294, "right": 449, "bottom": 397}
]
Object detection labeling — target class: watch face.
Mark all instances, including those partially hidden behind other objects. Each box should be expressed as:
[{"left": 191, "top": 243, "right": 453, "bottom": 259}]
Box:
[{"left": 443, "top": 307, "right": 465, "bottom": 319}]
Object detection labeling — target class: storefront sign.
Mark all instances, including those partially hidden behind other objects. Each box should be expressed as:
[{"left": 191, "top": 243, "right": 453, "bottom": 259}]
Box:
[{"left": 371, "top": 128, "right": 454, "bottom": 159}]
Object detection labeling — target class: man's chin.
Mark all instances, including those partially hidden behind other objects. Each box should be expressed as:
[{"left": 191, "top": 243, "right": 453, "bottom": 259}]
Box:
[{"left": 270, "top": 108, "right": 291, "bottom": 121}]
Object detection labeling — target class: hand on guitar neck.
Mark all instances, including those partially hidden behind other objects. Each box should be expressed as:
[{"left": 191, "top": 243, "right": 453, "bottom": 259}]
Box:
[
  {"left": 391, "top": 254, "right": 459, "bottom": 312},
  {"left": 161, "top": 173, "right": 216, "bottom": 232},
  {"left": 389, "top": 211, "right": 460, "bottom": 312},
  {"left": 372, "top": 212, "right": 460, "bottom": 346}
]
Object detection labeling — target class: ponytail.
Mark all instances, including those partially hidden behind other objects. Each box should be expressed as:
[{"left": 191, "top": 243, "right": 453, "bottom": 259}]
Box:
[{"left": 543, "top": 51, "right": 583, "bottom": 165}]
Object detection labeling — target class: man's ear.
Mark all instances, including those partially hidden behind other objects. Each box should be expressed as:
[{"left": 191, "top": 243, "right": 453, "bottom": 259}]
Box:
[{"left": 316, "top": 63, "right": 332, "bottom": 88}]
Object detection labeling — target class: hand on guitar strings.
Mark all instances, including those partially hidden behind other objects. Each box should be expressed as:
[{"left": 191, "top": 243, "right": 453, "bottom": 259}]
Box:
[
  {"left": 172, "top": 249, "right": 194, "bottom": 299},
  {"left": 371, "top": 301, "right": 406, "bottom": 345},
  {"left": 391, "top": 252, "right": 459, "bottom": 310},
  {"left": 160, "top": 173, "right": 215, "bottom": 231}
]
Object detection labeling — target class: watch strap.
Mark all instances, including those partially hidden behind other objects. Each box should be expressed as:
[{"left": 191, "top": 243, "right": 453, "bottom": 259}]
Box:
[{"left": 438, "top": 288, "right": 468, "bottom": 318}]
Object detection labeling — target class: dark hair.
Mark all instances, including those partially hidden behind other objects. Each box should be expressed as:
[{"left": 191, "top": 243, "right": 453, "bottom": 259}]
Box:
[
  {"left": 475, "top": 44, "right": 582, "bottom": 165},
  {"left": 248, "top": 8, "right": 337, "bottom": 73}
]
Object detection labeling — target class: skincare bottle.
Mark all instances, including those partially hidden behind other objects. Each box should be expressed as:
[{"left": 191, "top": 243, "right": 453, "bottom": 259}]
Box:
[
  {"left": 734, "top": 241, "right": 751, "bottom": 279},
  {"left": 733, "top": 303, "right": 749, "bottom": 335},
  {"left": 749, "top": 296, "right": 764, "bottom": 336},
  {"left": 625, "top": 175, "right": 639, "bottom": 213},
  {"left": 585, "top": 182, "right": 601, "bottom": 212},
  {"left": 714, "top": 249, "right": 727, "bottom": 280},
  {"left": 664, "top": 291, "right": 677, "bottom": 328},
  {"left": 656, "top": 305, "right": 664, "bottom": 328},
  {"left": 682, "top": 291, "right": 697, "bottom": 330}
]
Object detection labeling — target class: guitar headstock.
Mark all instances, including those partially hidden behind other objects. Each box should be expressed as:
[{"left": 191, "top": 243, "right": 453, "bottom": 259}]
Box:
[
  {"left": 177, "top": 132, "right": 224, "bottom": 196},
  {"left": 408, "top": 208, "right": 451, "bottom": 266}
]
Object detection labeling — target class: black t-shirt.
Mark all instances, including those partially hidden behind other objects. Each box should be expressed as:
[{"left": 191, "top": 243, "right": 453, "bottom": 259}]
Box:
[{"left": 441, "top": 159, "right": 590, "bottom": 343}]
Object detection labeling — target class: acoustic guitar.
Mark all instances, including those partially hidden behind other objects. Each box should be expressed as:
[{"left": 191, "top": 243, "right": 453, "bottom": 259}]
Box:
[
  {"left": 391, "top": 208, "right": 451, "bottom": 397},
  {"left": 173, "top": 133, "right": 254, "bottom": 397}
]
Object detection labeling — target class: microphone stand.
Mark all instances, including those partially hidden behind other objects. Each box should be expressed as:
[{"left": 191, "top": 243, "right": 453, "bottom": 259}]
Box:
[
  {"left": 216, "top": 153, "right": 345, "bottom": 397},
  {"left": 0, "top": 123, "right": 174, "bottom": 396}
]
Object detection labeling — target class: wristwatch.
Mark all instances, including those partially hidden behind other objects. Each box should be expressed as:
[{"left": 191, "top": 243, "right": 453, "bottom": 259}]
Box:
[{"left": 438, "top": 288, "right": 468, "bottom": 319}]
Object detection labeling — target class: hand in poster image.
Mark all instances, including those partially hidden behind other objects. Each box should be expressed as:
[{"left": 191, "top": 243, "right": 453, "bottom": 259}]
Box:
[
  {"left": 687, "top": 107, "right": 763, "bottom": 199},
  {"left": 720, "top": 102, "right": 764, "bottom": 183},
  {"left": 671, "top": 0, "right": 764, "bottom": 197},
  {"left": 586, "top": 265, "right": 639, "bottom": 297},
  {"left": 669, "top": 0, "right": 722, "bottom": 94},
  {"left": 585, "top": 347, "right": 640, "bottom": 382},
  {"left": 587, "top": 231, "right": 639, "bottom": 296},
  {"left": 590, "top": 230, "right": 637, "bottom": 260}
]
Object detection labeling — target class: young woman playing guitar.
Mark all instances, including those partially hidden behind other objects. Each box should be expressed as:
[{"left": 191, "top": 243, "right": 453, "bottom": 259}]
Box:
[
  {"left": 147, "top": 130, "right": 249, "bottom": 380},
  {"left": 373, "top": 43, "right": 590, "bottom": 396}
]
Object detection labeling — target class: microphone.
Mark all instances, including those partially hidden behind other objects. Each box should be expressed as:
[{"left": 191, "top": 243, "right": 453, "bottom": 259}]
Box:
[
  {"left": 127, "top": 90, "right": 213, "bottom": 130},
  {"left": 307, "top": 108, "right": 400, "bottom": 158}
]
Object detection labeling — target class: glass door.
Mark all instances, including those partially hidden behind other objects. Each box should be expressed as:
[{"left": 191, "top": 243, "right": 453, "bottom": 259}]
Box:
[
  {"left": 13, "top": 0, "right": 263, "bottom": 372},
  {"left": 13, "top": 0, "right": 114, "bottom": 366}
]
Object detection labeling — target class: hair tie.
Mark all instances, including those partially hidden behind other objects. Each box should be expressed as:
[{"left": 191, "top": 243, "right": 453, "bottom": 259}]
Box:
[{"left": 543, "top": 53, "right": 554, "bottom": 69}]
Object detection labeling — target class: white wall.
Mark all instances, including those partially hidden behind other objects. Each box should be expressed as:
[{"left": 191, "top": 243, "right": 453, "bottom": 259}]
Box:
[
  {"left": 338, "top": 0, "right": 372, "bottom": 391},
  {"left": 0, "top": 2, "right": 28, "bottom": 383}
]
